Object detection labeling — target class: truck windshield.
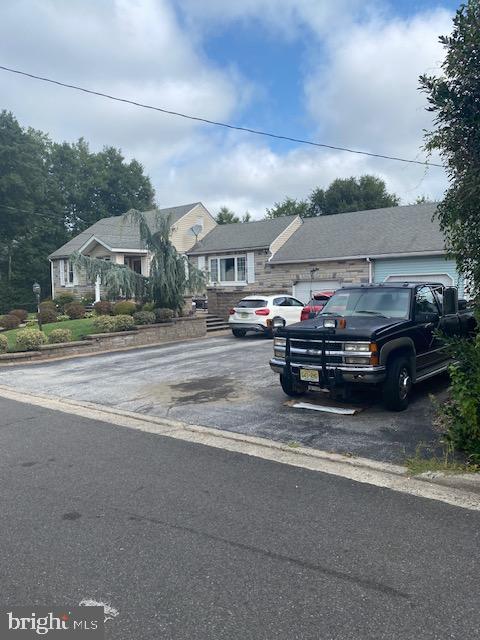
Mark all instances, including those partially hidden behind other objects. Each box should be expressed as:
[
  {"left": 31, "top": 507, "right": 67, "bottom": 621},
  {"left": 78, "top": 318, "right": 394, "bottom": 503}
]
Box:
[{"left": 319, "top": 288, "right": 411, "bottom": 319}]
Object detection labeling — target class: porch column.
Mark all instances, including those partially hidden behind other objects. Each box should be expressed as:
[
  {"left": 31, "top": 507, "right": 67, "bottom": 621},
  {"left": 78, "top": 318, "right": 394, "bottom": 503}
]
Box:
[{"left": 94, "top": 276, "right": 101, "bottom": 303}]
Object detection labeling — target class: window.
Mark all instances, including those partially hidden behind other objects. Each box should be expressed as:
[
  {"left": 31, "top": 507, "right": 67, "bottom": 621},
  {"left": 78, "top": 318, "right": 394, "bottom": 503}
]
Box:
[
  {"left": 237, "top": 299, "right": 267, "bottom": 308},
  {"left": 321, "top": 288, "right": 411, "bottom": 319},
  {"left": 61, "top": 259, "right": 75, "bottom": 286},
  {"left": 415, "top": 286, "right": 439, "bottom": 316},
  {"left": 209, "top": 256, "right": 247, "bottom": 284}
]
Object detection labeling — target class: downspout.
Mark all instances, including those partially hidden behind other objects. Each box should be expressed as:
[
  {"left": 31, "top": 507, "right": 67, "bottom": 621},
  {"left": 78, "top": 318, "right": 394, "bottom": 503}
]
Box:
[
  {"left": 49, "top": 258, "right": 55, "bottom": 299},
  {"left": 366, "top": 257, "right": 373, "bottom": 284}
]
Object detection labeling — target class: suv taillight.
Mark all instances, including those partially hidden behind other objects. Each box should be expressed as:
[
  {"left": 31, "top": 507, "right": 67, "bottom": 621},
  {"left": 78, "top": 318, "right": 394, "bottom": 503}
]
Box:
[
  {"left": 301, "top": 306, "right": 311, "bottom": 321},
  {"left": 229, "top": 308, "right": 235, "bottom": 315},
  {"left": 255, "top": 308, "right": 270, "bottom": 316}
]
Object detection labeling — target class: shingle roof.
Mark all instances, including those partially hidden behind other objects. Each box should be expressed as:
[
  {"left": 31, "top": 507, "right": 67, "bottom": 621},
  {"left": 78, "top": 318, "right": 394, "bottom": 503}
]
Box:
[
  {"left": 269, "top": 203, "right": 444, "bottom": 263},
  {"left": 187, "top": 216, "right": 297, "bottom": 255},
  {"left": 49, "top": 203, "right": 201, "bottom": 258}
]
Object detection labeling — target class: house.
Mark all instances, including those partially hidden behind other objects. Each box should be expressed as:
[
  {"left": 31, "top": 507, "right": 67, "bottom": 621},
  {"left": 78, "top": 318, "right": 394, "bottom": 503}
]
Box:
[
  {"left": 188, "top": 203, "right": 463, "bottom": 317},
  {"left": 187, "top": 215, "right": 303, "bottom": 316},
  {"left": 49, "top": 202, "right": 216, "bottom": 302}
]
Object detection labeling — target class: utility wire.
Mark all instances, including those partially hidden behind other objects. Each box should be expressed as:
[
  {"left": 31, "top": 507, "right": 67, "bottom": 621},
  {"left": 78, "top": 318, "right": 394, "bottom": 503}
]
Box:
[{"left": 0, "top": 64, "right": 443, "bottom": 168}]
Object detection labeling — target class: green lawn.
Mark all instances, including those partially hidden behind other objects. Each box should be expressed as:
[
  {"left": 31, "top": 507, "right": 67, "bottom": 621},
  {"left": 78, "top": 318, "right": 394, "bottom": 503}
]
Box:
[{"left": 2, "top": 317, "right": 97, "bottom": 351}]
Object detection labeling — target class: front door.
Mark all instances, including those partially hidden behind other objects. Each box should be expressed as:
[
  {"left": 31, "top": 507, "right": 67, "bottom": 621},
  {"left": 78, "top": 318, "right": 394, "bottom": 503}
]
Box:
[{"left": 413, "top": 286, "right": 443, "bottom": 371}]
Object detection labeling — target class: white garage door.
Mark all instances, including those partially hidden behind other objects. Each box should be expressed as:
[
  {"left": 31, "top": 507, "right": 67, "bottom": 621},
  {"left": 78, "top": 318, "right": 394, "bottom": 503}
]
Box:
[
  {"left": 292, "top": 280, "right": 341, "bottom": 304},
  {"left": 385, "top": 274, "right": 453, "bottom": 287}
]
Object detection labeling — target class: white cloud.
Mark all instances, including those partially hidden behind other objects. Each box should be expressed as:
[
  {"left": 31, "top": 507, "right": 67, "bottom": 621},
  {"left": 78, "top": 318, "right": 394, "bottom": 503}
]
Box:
[{"left": 0, "top": 0, "right": 452, "bottom": 219}]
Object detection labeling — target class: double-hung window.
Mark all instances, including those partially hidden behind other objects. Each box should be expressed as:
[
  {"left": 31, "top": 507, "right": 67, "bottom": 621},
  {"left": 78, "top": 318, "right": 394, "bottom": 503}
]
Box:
[
  {"left": 60, "top": 259, "right": 75, "bottom": 286},
  {"left": 209, "top": 256, "right": 246, "bottom": 284}
]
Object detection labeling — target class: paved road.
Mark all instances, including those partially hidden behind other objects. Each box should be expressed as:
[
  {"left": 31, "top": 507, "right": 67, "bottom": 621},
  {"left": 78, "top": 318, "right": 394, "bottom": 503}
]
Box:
[
  {"left": 1, "top": 397, "right": 479, "bottom": 639},
  {"left": 0, "top": 335, "right": 447, "bottom": 462}
]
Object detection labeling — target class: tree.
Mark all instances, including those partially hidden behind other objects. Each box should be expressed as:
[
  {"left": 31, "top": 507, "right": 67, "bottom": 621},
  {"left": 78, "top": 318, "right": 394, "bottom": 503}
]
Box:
[
  {"left": 310, "top": 176, "right": 400, "bottom": 216},
  {"left": 420, "top": 0, "right": 480, "bottom": 461},
  {"left": 73, "top": 211, "right": 205, "bottom": 311},
  {"left": 265, "top": 197, "right": 311, "bottom": 219},
  {"left": 215, "top": 206, "right": 240, "bottom": 224},
  {"left": 0, "top": 111, "right": 156, "bottom": 310},
  {"left": 420, "top": 0, "right": 480, "bottom": 294}
]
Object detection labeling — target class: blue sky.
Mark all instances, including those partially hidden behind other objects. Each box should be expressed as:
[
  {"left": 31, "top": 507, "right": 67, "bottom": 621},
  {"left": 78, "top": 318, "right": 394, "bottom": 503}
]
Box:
[{"left": 0, "top": 0, "right": 461, "bottom": 215}]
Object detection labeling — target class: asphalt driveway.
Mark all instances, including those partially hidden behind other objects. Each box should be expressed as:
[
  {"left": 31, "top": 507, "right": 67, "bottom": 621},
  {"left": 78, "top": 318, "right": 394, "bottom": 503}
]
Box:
[{"left": 0, "top": 334, "right": 448, "bottom": 463}]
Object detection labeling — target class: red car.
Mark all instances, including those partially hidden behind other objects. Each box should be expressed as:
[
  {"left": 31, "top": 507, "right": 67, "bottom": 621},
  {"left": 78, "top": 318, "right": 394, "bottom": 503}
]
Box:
[{"left": 300, "top": 291, "right": 335, "bottom": 321}]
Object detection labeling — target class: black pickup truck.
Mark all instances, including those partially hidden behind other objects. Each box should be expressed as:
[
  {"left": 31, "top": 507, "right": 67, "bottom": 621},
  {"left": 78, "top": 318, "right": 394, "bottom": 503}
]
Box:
[{"left": 270, "top": 283, "right": 475, "bottom": 411}]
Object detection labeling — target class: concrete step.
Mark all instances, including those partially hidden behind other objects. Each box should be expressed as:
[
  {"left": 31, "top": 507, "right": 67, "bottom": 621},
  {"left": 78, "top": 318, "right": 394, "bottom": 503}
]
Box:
[{"left": 206, "top": 314, "right": 230, "bottom": 332}]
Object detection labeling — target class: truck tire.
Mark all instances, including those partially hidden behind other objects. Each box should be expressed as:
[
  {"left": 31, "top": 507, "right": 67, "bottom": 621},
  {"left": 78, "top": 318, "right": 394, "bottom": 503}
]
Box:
[
  {"left": 280, "top": 374, "right": 308, "bottom": 397},
  {"left": 232, "top": 329, "right": 247, "bottom": 338},
  {"left": 383, "top": 356, "right": 412, "bottom": 411}
]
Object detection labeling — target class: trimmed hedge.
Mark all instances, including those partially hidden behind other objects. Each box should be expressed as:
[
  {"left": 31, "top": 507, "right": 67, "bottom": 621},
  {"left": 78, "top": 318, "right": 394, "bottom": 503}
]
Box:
[
  {"left": 38, "top": 308, "right": 58, "bottom": 324},
  {"left": 39, "top": 300, "right": 56, "bottom": 311},
  {"left": 0, "top": 314, "right": 21, "bottom": 330},
  {"left": 154, "top": 307, "right": 175, "bottom": 322},
  {"left": 0, "top": 334, "right": 8, "bottom": 353},
  {"left": 54, "top": 293, "right": 75, "bottom": 311},
  {"left": 133, "top": 310, "right": 156, "bottom": 325},
  {"left": 9, "top": 309, "right": 28, "bottom": 322},
  {"left": 15, "top": 328, "right": 47, "bottom": 351},
  {"left": 93, "top": 300, "right": 113, "bottom": 316},
  {"left": 64, "top": 302, "right": 86, "bottom": 319},
  {"left": 113, "top": 301, "right": 136, "bottom": 316},
  {"left": 113, "top": 314, "right": 136, "bottom": 331},
  {"left": 48, "top": 328, "right": 73, "bottom": 344}
]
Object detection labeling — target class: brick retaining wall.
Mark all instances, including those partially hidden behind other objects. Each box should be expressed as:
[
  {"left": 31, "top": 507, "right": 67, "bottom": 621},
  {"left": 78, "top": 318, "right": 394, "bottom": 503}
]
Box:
[{"left": 0, "top": 317, "right": 206, "bottom": 364}]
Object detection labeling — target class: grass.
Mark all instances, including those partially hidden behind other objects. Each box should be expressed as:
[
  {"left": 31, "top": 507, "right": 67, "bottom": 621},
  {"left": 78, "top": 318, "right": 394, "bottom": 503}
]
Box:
[
  {"left": 405, "top": 443, "right": 480, "bottom": 476},
  {"left": 2, "top": 317, "right": 97, "bottom": 351}
]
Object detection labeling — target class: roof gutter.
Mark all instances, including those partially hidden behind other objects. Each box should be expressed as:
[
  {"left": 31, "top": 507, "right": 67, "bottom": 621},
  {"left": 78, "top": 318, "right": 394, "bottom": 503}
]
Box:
[{"left": 270, "top": 250, "right": 446, "bottom": 265}]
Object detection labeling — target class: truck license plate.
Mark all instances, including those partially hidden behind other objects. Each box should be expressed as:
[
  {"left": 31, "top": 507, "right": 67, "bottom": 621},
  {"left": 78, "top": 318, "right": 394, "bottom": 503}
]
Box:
[{"left": 300, "top": 369, "right": 319, "bottom": 383}]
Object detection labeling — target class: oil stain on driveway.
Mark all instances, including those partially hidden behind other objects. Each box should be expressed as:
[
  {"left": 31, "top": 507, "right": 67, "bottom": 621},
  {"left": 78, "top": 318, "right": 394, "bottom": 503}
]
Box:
[{"left": 0, "top": 335, "right": 447, "bottom": 463}]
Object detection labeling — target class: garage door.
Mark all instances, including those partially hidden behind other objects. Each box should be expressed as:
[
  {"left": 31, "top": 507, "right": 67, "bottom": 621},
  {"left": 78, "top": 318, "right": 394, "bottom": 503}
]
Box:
[
  {"left": 292, "top": 280, "right": 341, "bottom": 304},
  {"left": 385, "top": 274, "right": 453, "bottom": 287}
]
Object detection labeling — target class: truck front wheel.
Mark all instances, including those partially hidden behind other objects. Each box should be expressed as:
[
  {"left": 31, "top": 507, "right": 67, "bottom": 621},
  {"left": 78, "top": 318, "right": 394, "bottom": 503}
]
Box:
[
  {"left": 280, "top": 374, "right": 308, "bottom": 397},
  {"left": 383, "top": 356, "right": 412, "bottom": 411}
]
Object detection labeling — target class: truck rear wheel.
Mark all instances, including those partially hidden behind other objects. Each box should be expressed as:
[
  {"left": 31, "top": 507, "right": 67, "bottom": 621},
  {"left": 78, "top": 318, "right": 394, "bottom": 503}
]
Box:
[
  {"left": 280, "top": 374, "right": 308, "bottom": 397},
  {"left": 383, "top": 356, "right": 412, "bottom": 411}
]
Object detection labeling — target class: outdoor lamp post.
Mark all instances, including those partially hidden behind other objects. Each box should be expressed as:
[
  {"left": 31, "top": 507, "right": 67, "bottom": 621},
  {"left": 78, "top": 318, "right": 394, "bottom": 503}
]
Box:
[{"left": 33, "top": 282, "right": 42, "bottom": 330}]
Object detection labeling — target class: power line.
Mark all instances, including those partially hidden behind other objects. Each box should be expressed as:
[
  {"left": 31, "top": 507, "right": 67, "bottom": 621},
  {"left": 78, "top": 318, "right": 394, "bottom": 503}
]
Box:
[{"left": 0, "top": 64, "right": 443, "bottom": 168}]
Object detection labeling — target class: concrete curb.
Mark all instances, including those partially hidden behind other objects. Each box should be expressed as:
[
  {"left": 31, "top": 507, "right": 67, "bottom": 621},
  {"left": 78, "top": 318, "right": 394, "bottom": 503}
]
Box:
[{"left": 0, "top": 384, "right": 479, "bottom": 511}]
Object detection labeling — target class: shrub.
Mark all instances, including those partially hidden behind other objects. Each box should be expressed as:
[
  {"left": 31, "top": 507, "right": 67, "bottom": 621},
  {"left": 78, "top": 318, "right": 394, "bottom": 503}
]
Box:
[
  {"left": 94, "top": 300, "right": 113, "bottom": 316},
  {"left": 154, "top": 307, "right": 174, "bottom": 322},
  {"left": 113, "top": 300, "right": 137, "bottom": 316},
  {"left": 15, "top": 328, "right": 47, "bottom": 351},
  {"left": 54, "top": 293, "right": 75, "bottom": 311},
  {"left": 133, "top": 310, "right": 156, "bottom": 325},
  {"left": 9, "top": 309, "right": 28, "bottom": 323},
  {"left": 92, "top": 315, "right": 117, "bottom": 333},
  {"left": 39, "top": 299, "right": 56, "bottom": 311},
  {"left": 64, "top": 302, "right": 86, "bottom": 319},
  {"left": 48, "top": 328, "right": 73, "bottom": 344},
  {"left": 0, "top": 334, "right": 8, "bottom": 353},
  {"left": 438, "top": 327, "right": 480, "bottom": 463},
  {"left": 142, "top": 302, "right": 156, "bottom": 312},
  {"left": 0, "top": 314, "right": 21, "bottom": 330},
  {"left": 113, "top": 314, "right": 136, "bottom": 331},
  {"left": 56, "top": 314, "right": 70, "bottom": 322},
  {"left": 80, "top": 292, "right": 95, "bottom": 306},
  {"left": 38, "top": 308, "right": 58, "bottom": 324}
]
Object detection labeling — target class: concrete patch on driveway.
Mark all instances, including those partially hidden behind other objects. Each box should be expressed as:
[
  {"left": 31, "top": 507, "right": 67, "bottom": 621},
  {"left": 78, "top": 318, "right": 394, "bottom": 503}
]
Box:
[{"left": 0, "top": 334, "right": 448, "bottom": 463}]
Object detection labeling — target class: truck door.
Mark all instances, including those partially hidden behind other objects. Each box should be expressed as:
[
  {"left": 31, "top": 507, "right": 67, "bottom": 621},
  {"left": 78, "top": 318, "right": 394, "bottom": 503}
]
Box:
[{"left": 413, "top": 286, "right": 443, "bottom": 371}]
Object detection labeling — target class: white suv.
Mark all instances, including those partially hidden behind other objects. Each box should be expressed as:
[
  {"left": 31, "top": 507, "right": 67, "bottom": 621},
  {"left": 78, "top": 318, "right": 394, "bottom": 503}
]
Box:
[{"left": 228, "top": 294, "right": 305, "bottom": 337}]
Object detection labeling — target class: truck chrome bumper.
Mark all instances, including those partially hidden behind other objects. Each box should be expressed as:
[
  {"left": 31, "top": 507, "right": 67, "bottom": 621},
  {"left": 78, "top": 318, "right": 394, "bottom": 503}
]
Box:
[{"left": 269, "top": 359, "right": 386, "bottom": 384}]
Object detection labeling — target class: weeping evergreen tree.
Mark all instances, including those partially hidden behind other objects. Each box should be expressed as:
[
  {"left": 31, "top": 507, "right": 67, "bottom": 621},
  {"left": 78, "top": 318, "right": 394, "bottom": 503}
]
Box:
[{"left": 72, "top": 210, "right": 205, "bottom": 311}]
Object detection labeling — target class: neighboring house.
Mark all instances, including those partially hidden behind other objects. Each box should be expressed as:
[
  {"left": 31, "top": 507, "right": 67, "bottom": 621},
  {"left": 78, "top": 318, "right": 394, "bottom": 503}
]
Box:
[
  {"left": 49, "top": 203, "right": 216, "bottom": 301},
  {"left": 188, "top": 203, "right": 463, "bottom": 318}
]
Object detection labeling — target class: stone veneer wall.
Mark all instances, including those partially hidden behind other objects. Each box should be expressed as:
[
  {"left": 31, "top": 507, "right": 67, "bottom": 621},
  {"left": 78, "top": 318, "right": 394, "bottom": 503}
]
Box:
[{"left": 0, "top": 317, "right": 206, "bottom": 364}]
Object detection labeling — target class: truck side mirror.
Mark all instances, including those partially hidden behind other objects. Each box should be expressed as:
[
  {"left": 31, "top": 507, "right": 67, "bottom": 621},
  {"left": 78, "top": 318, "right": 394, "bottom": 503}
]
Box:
[
  {"left": 443, "top": 287, "right": 458, "bottom": 315},
  {"left": 458, "top": 298, "right": 467, "bottom": 311}
]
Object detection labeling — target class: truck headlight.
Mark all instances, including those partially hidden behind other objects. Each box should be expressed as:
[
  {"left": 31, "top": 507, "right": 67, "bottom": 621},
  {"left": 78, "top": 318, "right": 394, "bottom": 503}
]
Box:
[
  {"left": 345, "top": 356, "right": 371, "bottom": 365},
  {"left": 274, "top": 337, "right": 286, "bottom": 347},
  {"left": 344, "top": 342, "right": 371, "bottom": 352}
]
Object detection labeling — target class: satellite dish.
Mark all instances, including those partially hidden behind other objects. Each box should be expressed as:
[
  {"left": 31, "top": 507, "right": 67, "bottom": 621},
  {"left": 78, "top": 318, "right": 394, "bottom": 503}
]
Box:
[{"left": 189, "top": 224, "right": 203, "bottom": 239}]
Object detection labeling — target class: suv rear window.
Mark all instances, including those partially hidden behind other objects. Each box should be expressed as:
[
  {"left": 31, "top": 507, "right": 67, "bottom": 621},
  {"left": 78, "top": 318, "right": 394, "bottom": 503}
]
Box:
[{"left": 237, "top": 299, "right": 268, "bottom": 308}]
